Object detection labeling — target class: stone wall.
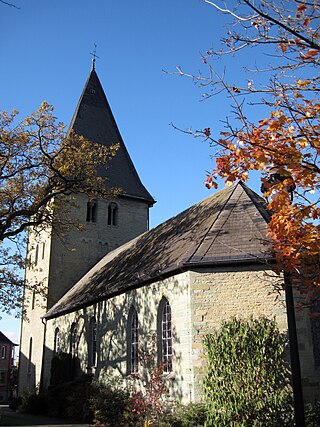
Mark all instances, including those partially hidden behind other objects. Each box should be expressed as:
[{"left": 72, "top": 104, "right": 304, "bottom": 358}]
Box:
[
  {"left": 189, "top": 265, "right": 288, "bottom": 401},
  {"left": 38, "top": 263, "right": 320, "bottom": 406},
  {"left": 48, "top": 194, "right": 150, "bottom": 307},
  {"left": 44, "top": 272, "right": 194, "bottom": 403},
  {"left": 19, "top": 226, "right": 51, "bottom": 393},
  {"left": 19, "top": 193, "right": 150, "bottom": 395}
]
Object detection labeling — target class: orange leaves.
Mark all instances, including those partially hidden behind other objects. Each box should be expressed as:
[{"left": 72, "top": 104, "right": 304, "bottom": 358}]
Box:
[
  {"left": 297, "top": 4, "right": 307, "bottom": 13},
  {"left": 300, "top": 50, "right": 320, "bottom": 61},
  {"left": 267, "top": 115, "right": 288, "bottom": 131},
  {"left": 205, "top": 89, "right": 319, "bottom": 289},
  {"left": 279, "top": 44, "right": 287, "bottom": 53},
  {"left": 204, "top": 175, "right": 218, "bottom": 189},
  {"left": 203, "top": 127, "right": 211, "bottom": 137}
]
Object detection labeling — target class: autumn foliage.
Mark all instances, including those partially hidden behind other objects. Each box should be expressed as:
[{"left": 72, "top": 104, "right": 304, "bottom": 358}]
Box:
[
  {"left": 0, "top": 102, "right": 118, "bottom": 315},
  {"left": 191, "top": 0, "right": 319, "bottom": 294}
]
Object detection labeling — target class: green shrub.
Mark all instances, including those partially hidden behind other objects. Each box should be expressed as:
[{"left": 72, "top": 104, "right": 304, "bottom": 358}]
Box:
[
  {"left": 89, "top": 378, "right": 130, "bottom": 426},
  {"left": 305, "top": 401, "right": 320, "bottom": 427},
  {"left": 8, "top": 396, "right": 22, "bottom": 410},
  {"left": 18, "top": 390, "right": 48, "bottom": 415},
  {"left": 161, "top": 403, "right": 208, "bottom": 427},
  {"left": 47, "top": 374, "right": 92, "bottom": 421},
  {"left": 203, "top": 317, "right": 293, "bottom": 426}
]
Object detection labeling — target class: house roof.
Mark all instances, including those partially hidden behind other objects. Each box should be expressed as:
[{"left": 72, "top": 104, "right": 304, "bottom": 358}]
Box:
[
  {"left": 0, "top": 331, "right": 17, "bottom": 346},
  {"left": 44, "top": 181, "right": 273, "bottom": 320},
  {"left": 69, "top": 64, "right": 155, "bottom": 206}
]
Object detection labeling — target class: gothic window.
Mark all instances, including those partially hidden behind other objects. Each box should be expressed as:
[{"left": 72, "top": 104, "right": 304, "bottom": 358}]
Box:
[
  {"left": 42, "top": 242, "right": 45, "bottom": 259},
  {"left": 108, "top": 203, "right": 118, "bottom": 226},
  {"left": 70, "top": 322, "right": 78, "bottom": 357},
  {"left": 86, "top": 200, "right": 97, "bottom": 223},
  {"left": 127, "top": 307, "right": 139, "bottom": 374},
  {"left": 54, "top": 327, "right": 61, "bottom": 354},
  {"left": 311, "top": 299, "right": 320, "bottom": 367},
  {"left": 158, "top": 298, "right": 173, "bottom": 373},
  {"left": 89, "top": 318, "right": 97, "bottom": 367},
  {"left": 31, "top": 289, "right": 36, "bottom": 310},
  {"left": 28, "top": 337, "right": 33, "bottom": 374}
]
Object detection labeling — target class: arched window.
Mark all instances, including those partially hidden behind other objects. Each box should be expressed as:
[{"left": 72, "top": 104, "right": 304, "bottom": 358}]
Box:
[
  {"left": 158, "top": 298, "right": 173, "bottom": 373},
  {"left": 86, "top": 200, "right": 97, "bottom": 222},
  {"left": 35, "top": 244, "right": 39, "bottom": 265},
  {"left": 70, "top": 322, "right": 78, "bottom": 357},
  {"left": 54, "top": 327, "right": 61, "bottom": 354},
  {"left": 127, "top": 307, "right": 139, "bottom": 374},
  {"left": 90, "top": 318, "right": 97, "bottom": 367},
  {"left": 28, "top": 337, "right": 33, "bottom": 374},
  {"left": 31, "top": 289, "right": 36, "bottom": 310},
  {"left": 108, "top": 202, "right": 118, "bottom": 226}
]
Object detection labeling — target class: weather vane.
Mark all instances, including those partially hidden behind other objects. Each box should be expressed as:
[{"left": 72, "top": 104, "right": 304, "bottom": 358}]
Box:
[{"left": 90, "top": 43, "right": 100, "bottom": 69}]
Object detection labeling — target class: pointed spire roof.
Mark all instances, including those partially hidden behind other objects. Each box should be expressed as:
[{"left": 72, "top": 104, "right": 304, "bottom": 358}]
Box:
[
  {"left": 69, "top": 66, "right": 155, "bottom": 205},
  {"left": 44, "top": 181, "right": 273, "bottom": 319}
]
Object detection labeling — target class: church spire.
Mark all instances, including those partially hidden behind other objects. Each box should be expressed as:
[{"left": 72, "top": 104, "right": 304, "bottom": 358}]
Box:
[{"left": 69, "top": 65, "right": 155, "bottom": 206}]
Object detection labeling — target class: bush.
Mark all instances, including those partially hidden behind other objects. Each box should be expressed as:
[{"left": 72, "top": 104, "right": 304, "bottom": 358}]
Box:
[
  {"left": 18, "top": 390, "right": 48, "bottom": 415},
  {"left": 8, "top": 396, "right": 22, "bottom": 411},
  {"left": 161, "top": 403, "right": 208, "bottom": 427},
  {"left": 90, "top": 378, "right": 130, "bottom": 426},
  {"left": 47, "top": 374, "right": 93, "bottom": 421},
  {"left": 305, "top": 401, "right": 320, "bottom": 427},
  {"left": 203, "top": 317, "right": 293, "bottom": 426}
]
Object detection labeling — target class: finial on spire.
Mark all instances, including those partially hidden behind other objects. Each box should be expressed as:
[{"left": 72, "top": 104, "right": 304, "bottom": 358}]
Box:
[{"left": 90, "top": 43, "right": 100, "bottom": 69}]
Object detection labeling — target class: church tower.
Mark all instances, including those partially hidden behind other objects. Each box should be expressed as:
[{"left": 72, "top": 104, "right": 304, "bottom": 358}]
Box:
[{"left": 18, "top": 62, "right": 154, "bottom": 393}]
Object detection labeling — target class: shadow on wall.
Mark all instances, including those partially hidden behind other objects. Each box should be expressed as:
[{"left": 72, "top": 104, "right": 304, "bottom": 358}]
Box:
[
  {"left": 42, "top": 287, "right": 184, "bottom": 403},
  {"left": 18, "top": 351, "right": 36, "bottom": 395}
]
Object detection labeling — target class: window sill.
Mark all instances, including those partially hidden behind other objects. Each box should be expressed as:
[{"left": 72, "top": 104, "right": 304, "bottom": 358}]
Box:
[{"left": 162, "top": 372, "right": 175, "bottom": 380}]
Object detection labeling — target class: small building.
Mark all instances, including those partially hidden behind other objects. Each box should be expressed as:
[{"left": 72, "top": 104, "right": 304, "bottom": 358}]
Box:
[{"left": 0, "top": 331, "right": 17, "bottom": 403}]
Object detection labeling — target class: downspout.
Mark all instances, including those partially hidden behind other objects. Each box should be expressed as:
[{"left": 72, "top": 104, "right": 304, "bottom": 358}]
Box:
[{"left": 284, "top": 271, "right": 305, "bottom": 427}]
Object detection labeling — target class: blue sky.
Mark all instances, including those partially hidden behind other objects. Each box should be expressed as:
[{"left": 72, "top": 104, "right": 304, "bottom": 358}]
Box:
[{"left": 1, "top": 1, "right": 269, "bottom": 344}]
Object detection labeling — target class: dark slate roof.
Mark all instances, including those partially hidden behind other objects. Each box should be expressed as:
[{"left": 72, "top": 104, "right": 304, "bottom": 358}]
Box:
[
  {"left": 0, "top": 331, "right": 17, "bottom": 346},
  {"left": 44, "top": 181, "right": 273, "bottom": 320},
  {"left": 69, "top": 64, "right": 155, "bottom": 205}
]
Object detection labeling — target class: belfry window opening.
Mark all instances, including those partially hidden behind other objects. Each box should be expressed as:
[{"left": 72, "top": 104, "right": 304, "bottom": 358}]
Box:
[
  {"left": 86, "top": 200, "right": 97, "bottom": 223},
  {"left": 108, "top": 203, "right": 118, "bottom": 226}
]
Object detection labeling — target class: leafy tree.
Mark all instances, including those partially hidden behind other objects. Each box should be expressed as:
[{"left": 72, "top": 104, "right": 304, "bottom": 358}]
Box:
[
  {"left": 176, "top": 0, "right": 319, "bottom": 294},
  {"left": 203, "top": 317, "right": 293, "bottom": 426},
  {"left": 0, "top": 102, "right": 118, "bottom": 315}
]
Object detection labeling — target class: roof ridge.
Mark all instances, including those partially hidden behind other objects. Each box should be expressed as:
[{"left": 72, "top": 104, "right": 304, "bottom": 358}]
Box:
[{"left": 238, "top": 181, "right": 271, "bottom": 222}]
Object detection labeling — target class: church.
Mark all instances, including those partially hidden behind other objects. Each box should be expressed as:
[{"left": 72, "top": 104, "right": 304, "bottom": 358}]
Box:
[{"left": 18, "top": 62, "right": 320, "bottom": 404}]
